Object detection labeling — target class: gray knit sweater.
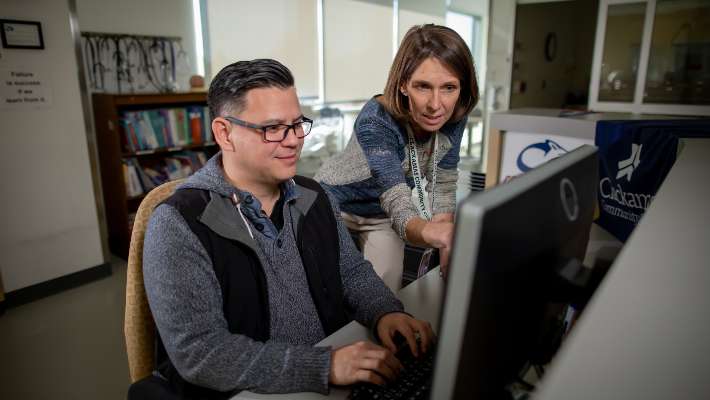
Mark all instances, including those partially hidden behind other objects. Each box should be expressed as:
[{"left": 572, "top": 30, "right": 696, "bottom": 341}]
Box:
[
  {"left": 143, "top": 153, "right": 403, "bottom": 394},
  {"left": 315, "top": 97, "right": 466, "bottom": 240}
]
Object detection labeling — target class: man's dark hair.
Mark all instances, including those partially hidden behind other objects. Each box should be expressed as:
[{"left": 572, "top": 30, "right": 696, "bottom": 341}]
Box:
[{"left": 207, "top": 59, "right": 295, "bottom": 121}]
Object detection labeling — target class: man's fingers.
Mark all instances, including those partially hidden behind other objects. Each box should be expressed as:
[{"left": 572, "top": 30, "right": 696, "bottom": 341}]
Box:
[
  {"left": 382, "top": 348, "right": 404, "bottom": 372},
  {"left": 356, "top": 345, "right": 401, "bottom": 384},
  {"left": 399, "top": 326, "right": 419, "bottom": 357},
  {"left": 415, "top": 321, "right": 435, "bottom": 354},
  {"left": 331, "top": 341, "right": 407, "bottom": 386},
  {"left": 358, "top": 357, "right": 398, "bottom": 382},
  {"left": 364, "top": 346, "right": 403, "bottom": 372},
  {"left": 355, "top": 369, "right": 386, "bottom": 386},
  {"left": 380, "top": 331, "right": 397, "bottom": 354}
]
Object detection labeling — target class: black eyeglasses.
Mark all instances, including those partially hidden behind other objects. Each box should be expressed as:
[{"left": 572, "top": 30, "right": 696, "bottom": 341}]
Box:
[{"left": 224, "top": 116, "right": 313, "bottom": 143}]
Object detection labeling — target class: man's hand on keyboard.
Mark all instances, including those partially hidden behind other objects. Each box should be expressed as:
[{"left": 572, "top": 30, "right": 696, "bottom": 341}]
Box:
[
  {"left": 376, "top": 312, "right": 434, "bottom": 358},
  {"left": 329, "top": 341, "right": 403, "bottom": 386}
]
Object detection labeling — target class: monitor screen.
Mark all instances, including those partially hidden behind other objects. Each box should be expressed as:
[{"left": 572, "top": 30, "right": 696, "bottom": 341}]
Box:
[{"left": 430, "top": 145, "right": 599, "bottom": 399}]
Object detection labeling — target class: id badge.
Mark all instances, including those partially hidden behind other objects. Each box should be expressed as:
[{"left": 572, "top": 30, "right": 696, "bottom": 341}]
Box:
[{"left": 417, "top": 248, "right": 434, "bottom": 278}]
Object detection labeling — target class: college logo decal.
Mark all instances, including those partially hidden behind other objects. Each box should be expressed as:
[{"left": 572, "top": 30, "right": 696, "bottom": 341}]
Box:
[
  {"left": 516, "top": 139, "right": 568, "bottom": 173},
  {"left": 616, "top": 143, "right": 642, "bottom": 182}
]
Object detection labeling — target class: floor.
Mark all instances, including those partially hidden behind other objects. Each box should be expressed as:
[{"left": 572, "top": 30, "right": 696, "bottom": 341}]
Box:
[{"left": 0, "top": 258, "right": 130, "bottom": 400}]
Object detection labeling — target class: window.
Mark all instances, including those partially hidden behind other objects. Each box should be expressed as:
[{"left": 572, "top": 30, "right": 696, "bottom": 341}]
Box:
[
  {"left": 324, "top": 0, "right": 393, "bottom": 102},
  {"left": 597, "top": 2, "right": 647, "bottom": 103},
  {"left": 445, "top": 10, "right": 485, "bottom": 159},
  {"left": 644, "top": 0, "right": 710, "bottom": 105},
  {"left": 590, "top": 0, "right": 710, "bottom": 115},
  {"left": 206, "top": 0, "right": 319, "bottom": 98}
]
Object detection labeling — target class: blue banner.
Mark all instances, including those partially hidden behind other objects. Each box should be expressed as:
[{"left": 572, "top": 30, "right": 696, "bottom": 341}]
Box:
[{"left": 595, "top": 120, "right": 709, "bottom": 242}]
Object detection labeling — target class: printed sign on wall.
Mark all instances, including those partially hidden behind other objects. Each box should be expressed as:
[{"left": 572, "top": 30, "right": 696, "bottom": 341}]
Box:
[{"left": 0, "top": 67, "right": 52, "bottom": 108}]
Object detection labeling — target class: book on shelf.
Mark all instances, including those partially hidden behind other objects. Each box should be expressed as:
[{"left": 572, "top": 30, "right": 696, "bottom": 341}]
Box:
[
  {"left": 202, "top": 106, "right": 213, "bottom": 143},
  {"left": 187, "top": 106, "right": 203, "bottom": 145},
  {"left": 165, "top": 109, "right": 186, "bottom": 146},
  {"left": 122, "top": 151, "right": 210, "bottom": 195},
  {"left": 137, "top": 111, "right": 160, "bottom": 150},
  {"left": 148, "top": 109, "right": 170, "bottom": 148},
  {"left": 122, "top": 159, "right": 144, "bottom": 197},
  {"left": 174, "top": 108, "right": 190, "bottom": 146},
  {"left": 136, "top": 163, "right": 157, "bottom": 192},
  {"left": 120, "top": 117, "right": 138, "bottom": 153},
  {"left": 120, "top": 106, "right": 213, "bottom": 153}
]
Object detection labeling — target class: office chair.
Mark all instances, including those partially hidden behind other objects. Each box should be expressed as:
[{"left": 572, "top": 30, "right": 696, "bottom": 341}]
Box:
[{"left": 124, "top": 178, "right": 184, "bottom": 383}]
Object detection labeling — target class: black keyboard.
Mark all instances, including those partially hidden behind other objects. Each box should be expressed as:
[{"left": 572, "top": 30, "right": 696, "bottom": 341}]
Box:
[{"left": 348, "top": 346, "right": 435, "bottom": 400}]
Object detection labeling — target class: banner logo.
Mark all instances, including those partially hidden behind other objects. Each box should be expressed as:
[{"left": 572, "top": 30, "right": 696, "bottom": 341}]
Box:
[
  {"left": 516, "top": 139, "right": 568, "bottom": 172},
  {"left": 616, "top": 143, "right": 642, "bottom": 182},
  {"left": 594, "top": 121, "right": 680, "bottom": 242}
]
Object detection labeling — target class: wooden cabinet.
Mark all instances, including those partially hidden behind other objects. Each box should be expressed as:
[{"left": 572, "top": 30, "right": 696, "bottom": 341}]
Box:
[{"left": 92, "top": 93, "right": 218, "bottom": 258}]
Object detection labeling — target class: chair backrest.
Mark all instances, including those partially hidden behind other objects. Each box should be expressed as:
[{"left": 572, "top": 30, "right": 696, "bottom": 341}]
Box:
[{"left": 124, "top": 179, "right": 184, "bottom": 383}]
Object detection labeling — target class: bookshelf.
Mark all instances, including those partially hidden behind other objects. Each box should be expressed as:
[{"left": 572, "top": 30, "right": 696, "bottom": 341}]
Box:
[{"left": 92, "top": 93, "right": 219, "bottom": 258}]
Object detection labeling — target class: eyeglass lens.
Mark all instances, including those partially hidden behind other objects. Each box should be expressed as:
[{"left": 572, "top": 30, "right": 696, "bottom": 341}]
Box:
[{"left": 264, "top": 120, "right": 312, "bottom": 142}]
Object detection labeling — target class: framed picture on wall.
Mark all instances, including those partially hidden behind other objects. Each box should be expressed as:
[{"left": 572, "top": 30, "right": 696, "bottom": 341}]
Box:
[{"left": 0, "top": 19, "right": 44, "bottom": 50}]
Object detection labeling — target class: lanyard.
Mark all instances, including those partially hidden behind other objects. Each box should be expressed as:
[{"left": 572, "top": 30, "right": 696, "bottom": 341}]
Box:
[{"left": 406, "top": 125, "right": 439, "bottom": 221}]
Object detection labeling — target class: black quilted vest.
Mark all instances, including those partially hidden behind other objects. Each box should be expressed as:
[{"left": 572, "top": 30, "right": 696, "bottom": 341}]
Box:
[{"left": 155, "top": 176, "right": 351, "bottom": 399}]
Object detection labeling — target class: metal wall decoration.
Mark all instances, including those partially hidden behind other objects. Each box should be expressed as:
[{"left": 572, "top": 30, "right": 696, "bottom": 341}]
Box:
[{"left": 81, "top": 32, "right": 191, "bottom": 94}]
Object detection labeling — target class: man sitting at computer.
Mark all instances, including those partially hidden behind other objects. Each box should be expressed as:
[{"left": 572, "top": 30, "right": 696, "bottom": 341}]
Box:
[{"left": 137, "top": 59, "right": 434, "bottom": 399}]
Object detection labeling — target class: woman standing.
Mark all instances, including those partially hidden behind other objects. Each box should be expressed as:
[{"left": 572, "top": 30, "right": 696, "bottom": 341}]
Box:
[{"left": 315, "top": 24, "right": 479, "bottom": 291}]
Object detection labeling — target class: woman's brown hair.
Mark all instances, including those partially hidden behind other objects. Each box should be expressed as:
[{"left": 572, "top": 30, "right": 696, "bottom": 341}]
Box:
[{"left": 382, "top": 24, "right": 479, "bottom": 123}]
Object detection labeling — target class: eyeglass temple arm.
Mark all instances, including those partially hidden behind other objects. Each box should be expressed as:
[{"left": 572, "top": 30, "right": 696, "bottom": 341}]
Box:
[{"left": 224, "top": 117, "right": 262, "bottom": 130}]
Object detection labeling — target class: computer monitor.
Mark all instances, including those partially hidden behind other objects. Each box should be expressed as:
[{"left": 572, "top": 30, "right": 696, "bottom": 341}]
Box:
[{"left": 430, "top": 145, "right": 599, "bottom": 399}]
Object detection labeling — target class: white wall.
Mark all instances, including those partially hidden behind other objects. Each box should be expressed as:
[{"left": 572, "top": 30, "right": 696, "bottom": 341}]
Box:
[
  {"left": 0, "top": 0, "right": 104, "bottom": 291},
  {"left": 399, "top": 11, "right": 446, "bottom": 45},
  {"left": 324, "top": 0, "right": 393, "bottom": 101},
  {"left": 207, "top": 0, "right": 319, "bottom": 98},
  {"left": 486, "top": 0, "right": 516, "bottom": 112},
  {"left": 76, "top": 0, "right": 199, "bottom": 92}
]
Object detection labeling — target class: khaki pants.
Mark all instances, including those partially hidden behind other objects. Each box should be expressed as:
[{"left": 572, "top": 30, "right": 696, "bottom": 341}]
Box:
[{"left": 341, "top": 213, "right": 405, "bottom": 291}]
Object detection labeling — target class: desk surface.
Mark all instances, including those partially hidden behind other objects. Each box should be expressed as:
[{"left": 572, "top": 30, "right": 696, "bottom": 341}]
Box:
[
  {"left": 234, "top": 268, "right": 446, "bottom": 400},
  {"left": 536, "top": 139, "right": 710, "bottom": 399}
]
